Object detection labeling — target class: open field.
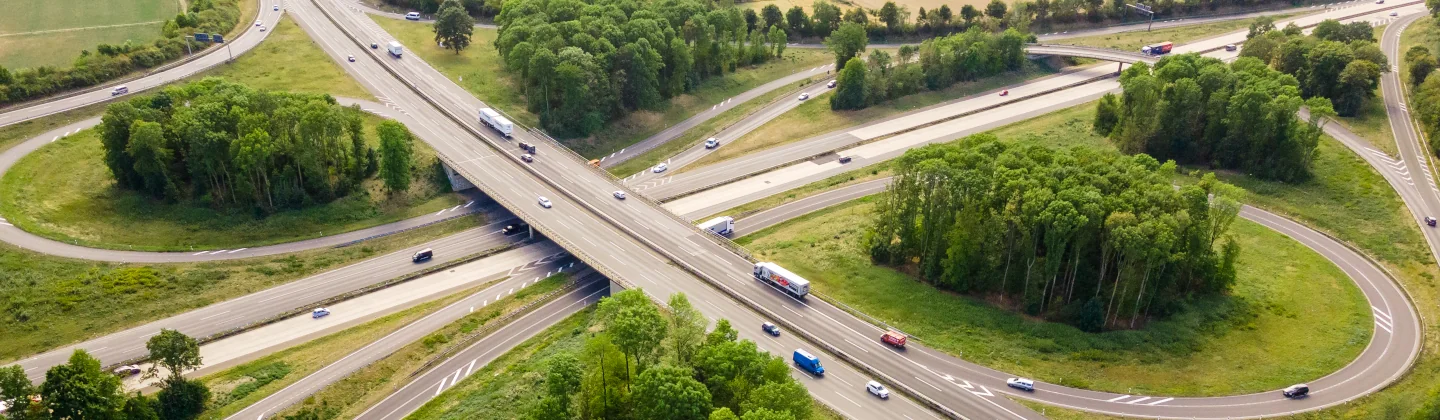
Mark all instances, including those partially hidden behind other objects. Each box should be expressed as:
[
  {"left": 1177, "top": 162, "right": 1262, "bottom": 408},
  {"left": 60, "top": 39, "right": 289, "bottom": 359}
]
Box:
[
  {"left": 200, "top": 275, "right": 567, "bottom": 419},
  {"left": 198, "top": 16, "right": 372, "bottom": 99},
  {"left": 1054, "top": 13, "right": 1298, "bottom": 52},
  {"left": 372, "top": 16, "right": 834, "bottom": 159},
  {"left": 0, "top": 112, "right": 462, "bottom": 251},
  {"left": 740, "top": 198, "right": 1370, "bottom": 396},
  {"left": 0, "top": 215, "right": 483, "bottom": 362},
  {"left": 0, "top": 0, "right": 179, "bottom": 69},
  {"left": 686, "top": 64, "right": 1055, "bottom": 170}
]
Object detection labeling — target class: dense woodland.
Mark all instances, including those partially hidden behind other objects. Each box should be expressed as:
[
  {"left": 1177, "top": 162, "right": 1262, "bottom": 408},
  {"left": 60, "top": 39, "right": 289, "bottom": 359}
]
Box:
[
  {"left": 829, "top": 26, "right": 1028, "bottom": 110},
  {"left": 98, "top": 79, "right": 420, "bottom": 213},
  {"left": 0, "top": 0, "right": 239, "bottom": 106},
  {"left": 1403, "top": 16, "right": 1440, "bottom": 158},
  {"left": 1094, "top": 54, "right": 1332, "bottom": 183},
  {"left": 869, "top": 137, "right": 1244, "bottom": 330},
  {"left": 526, "top": 290, "right": 815, "bottom": 420},
  {"left": 0, "top": 331, "right": 209, "bottom": 420},
  {"left": 1238, "top": 18, "right": 1385, "bottom": 117},
  {"left": 493, "top": 0, "right": 792, "bottom": 136}
]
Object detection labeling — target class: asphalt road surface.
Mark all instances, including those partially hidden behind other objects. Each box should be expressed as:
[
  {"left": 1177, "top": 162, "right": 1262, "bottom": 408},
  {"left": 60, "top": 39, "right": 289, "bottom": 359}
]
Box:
[
  {"left": 0, "top": 0, "right": 282, "bottom": 128},
  {"left": 0, "top": 98, "right": 492, "bottom": 262}
]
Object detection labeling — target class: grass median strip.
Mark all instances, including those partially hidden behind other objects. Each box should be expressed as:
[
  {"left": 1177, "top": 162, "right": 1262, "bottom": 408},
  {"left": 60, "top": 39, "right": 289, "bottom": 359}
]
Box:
[
  {"left": 1048, "top": 13, "right": 1301, "bottom": 52},
  {"left": 201, "top": 274, "right": 569, "bottom": 419},
  {"left": 0, "top": 215, "right": 483, "bottom": 363},
  {"left": 195, "top": 16, "right": 372, "bottom": 99}
]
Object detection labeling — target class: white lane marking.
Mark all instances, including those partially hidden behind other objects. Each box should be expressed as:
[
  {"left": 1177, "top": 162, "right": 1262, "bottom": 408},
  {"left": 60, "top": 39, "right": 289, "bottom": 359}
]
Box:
[
  {"left": 1377, "top": 321, "right": 1393, "bottom": 333},
  {"left": 463, "top": 200, "right": 474, "bottom": 207},
  {"left": 192, "top": 251, "right": 208, "bottom": 255},
  {"left": 464, "top": 359, "right": 476, "bottom": 377},
  {"left": 200, "top": 311, "right": 232, "bottom": 320},
  {"left": 1124, "top": 396, "right": 1151, "bottom": 404},
  {"left": 843, "top": 338, "right": 870, "bottom": 353},
  {"left": 228, "top": 248, "right": 248, "bottom": 253},
  {"left": 1146, "top": 397, "right": 1173, "bottom": 406},
  {"left": 1107, "top": 394, "right": 1131, "bottom": 402},
  {"left": 434, "top": 378, "right": 446, "bottom": 396},
  {"left": 914, "top": 376, "right": 943, "bottom": 392},
  {"left": 783, "top": 306, "right": 804, "bottom": 317},
  {"left": 448, "top": 205, "right": 461, "bottom": 212},
  {"left": 434, "top": 209, "right": 446, "bottom": 216},
  {"left": 837, "top": 392, "right": 863, "bottom": 408}
]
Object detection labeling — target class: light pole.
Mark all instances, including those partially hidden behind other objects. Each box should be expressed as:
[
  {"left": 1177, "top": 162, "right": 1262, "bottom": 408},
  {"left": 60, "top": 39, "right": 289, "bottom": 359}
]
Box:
[{"left": 1126, "top": 2, "right": 1157, "bottom": 32}]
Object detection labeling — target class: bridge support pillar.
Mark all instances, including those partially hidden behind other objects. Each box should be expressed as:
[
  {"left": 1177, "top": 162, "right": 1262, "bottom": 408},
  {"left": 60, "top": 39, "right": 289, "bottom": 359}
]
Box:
[
  {"left": 1118, "top": 62, "right": 1123, "bottom": 74},
  {"left": 609, "top": 277, "right": 626, "bottom": 294},
  {"left": 440, "top": 162, "right": 477, "bottom": 191}
]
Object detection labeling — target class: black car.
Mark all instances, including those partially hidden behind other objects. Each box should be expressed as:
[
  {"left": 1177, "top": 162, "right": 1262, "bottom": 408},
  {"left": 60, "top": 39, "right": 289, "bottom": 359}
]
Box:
[
  {"left": 1427, "top": 216, "right": 1437, "bottom": 227},
  {"left": 502, "top": 223, "right": 530, "bottom": 235},
  {"left": 412, "top": 248, "right": 433, "bottom": 263},
  {"left": 838, "top": 156, "right": 853, "bottom": 164},
  {"left": 762, "top": 322, "right": 781, "bottom": 336},
  {"left": 518, "top": 142, "right": 536, "bottom": 154},
  {"left": 1282, "top": 384, "right": 1309, "bottom": 398}
]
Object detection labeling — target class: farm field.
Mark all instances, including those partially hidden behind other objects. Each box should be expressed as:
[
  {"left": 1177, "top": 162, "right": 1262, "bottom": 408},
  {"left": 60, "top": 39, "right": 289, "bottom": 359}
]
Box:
[{"left": 0, "top": 0, "right": 180, "bottom": 69}]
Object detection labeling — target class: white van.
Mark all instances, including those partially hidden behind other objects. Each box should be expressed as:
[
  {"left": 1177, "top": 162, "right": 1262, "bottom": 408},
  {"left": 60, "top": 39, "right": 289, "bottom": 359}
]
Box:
[
  {"left": 405, "top": 12, "right": 421, "bottom": 20},
  {"left": 111, "top": 86, "right": 129, "bottom": 96}
]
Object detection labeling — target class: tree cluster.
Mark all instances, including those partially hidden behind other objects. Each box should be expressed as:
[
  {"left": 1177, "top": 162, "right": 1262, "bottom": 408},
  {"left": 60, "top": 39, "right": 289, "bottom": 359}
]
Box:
[
  {"left": 382, "top": 0, "right": 503, "bottom": 17},
  {"left": 98, "top": 79, "right": 400, "bottom": 213},
  {"left": 527, "top": 290, "right": 814, "bottom": 420},
  {"left": 868, "top": 137, "right": 1244, "bottom": 330},
  {"left": 493, "top": 0, "right": 790, "bottom": 137},
  {"left": 0, "top": 330, "right": 209, "bottom": 420},
  {"left": 0, "top": 0, "right": 238, "bottom": 106},
  {"left": 1094, "top": 54, "right": 1333, "bottom": 183},
  {"left": 1239, "top": 18, "right": 1385, "bottom": 117},
  {"left": 829, "top": 27, "right": 1026, "bottom": 110},
  {"left": 1405, "top": 43, "right": 1440, "bottom": 157}
]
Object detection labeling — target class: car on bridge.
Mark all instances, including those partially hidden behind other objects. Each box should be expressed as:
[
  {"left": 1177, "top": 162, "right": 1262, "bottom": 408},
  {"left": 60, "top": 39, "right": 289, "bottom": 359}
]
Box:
[
  {"left": 538, "top": 197, "right": 553, "bottom": 208},
  {"left": 613, "top": 190, "right": 627, "bottom": 200},
  {"left": 521, "top": 154, "right": 534, "bottom": 163},
  {"left": 866, "top": 381, "right": 890, "bottom": 399},
  {"left": 762, "top": 322, "right": 781, "bottom": 336}
]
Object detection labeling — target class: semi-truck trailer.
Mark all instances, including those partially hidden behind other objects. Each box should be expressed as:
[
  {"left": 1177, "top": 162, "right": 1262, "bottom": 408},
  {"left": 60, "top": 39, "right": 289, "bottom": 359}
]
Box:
[
  {"left": 793, "top": 349, "right": 825, "bottom": 376},
  {"left": 478, "top": 108, "right": 514, "bottom": 137},
  {"left": 387, "top": 41, "right": 403, "bottom": 57},
  {"left": 1141, "top": 41, "right": 1173, "bottom": 55},
  {"left": 697, "top": 216, "right": 734, "bottom": 236},
  {"left": 754, "top": 262, "right": 810, "bottom": 297}
]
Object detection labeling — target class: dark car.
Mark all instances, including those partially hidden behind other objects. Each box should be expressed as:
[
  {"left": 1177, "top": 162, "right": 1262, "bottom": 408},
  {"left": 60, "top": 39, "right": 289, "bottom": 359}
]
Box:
[
  {"left": 411, "top": 248, "right": 433, "bottom": 263},
  {"left": 502, "top": 223, "right": 530, "bottom": 235},
  {"left": 762, "top": 322, "right": 781, "bottom": 336},
  {"left": 1282, "top": 384, "right": 1309, "bottom": 398},
  {"left": 838, "top": 156, "right": 853, "bottom": 164},
  {"left": 1427, "top": 216, "right": 1437, "bottom": 227},
  {"left": 371, "top": 42, "right": 379, "bottom": 49}
]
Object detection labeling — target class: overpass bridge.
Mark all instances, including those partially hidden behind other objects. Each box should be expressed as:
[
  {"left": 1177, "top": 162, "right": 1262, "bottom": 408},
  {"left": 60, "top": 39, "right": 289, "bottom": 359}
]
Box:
[{"left": 1025, "top": 43, "right": 1160, "bottom": 64}]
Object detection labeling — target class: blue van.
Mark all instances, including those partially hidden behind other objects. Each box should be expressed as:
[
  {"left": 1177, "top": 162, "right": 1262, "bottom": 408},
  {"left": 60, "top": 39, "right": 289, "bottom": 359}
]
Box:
[{"left": 793, "top": 349, "right": 824, "bottom": 376}]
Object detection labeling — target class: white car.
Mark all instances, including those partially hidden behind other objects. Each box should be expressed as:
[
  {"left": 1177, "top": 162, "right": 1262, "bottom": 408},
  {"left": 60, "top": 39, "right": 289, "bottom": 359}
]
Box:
[
  {"left": 1391, "top": 11, "right": 1399, "bottom": 16},
  {"left": 256, "top": 20, "right": 263, "bottom": 26},
  {"left": 312, "top": 307, "right": 331, "bottom": 318},
  {"left": 704, "top": 138, "right": 719, "bottom": 149},
  {"left": 259, "top": 26, "right": 266, "bottom": 32},
  {"left": 652, "top": 163, "right": 668, "bottom": 173},
  {"left": 798, "top": 93, "right": 810, "bottom": 100},
  {"left": 827, "top": 80, "right": 837, "bottom": 88},
  {"left": 1007, "top": 377, "right": 1035, "bottom": 392},
  {"left": 866, "top": 381, "right": 890, "bottom": 399},
  {"left": 538, "top": 196, "right": 553, "bottom": 208},
  {"left": 521, "top": 153, "right": 534, "bottom": 163},
  {"left": 113, "top": 365, "right": 142, "bottom": 376},
  {"left": 613, "top": 191, "right": 627, "bottom": 199}
]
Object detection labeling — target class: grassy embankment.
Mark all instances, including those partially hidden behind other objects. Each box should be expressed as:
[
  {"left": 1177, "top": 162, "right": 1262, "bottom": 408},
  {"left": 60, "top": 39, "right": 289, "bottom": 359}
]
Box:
[
  {"left": 372, "top": 16, "right": 834, "bottom": 159},
  {"left": 0, "top": 0, "right": 178, "bottom": 69},
  {"left": 200, "top": 275, "right": 569, "bottom": 419},
  {"left": 0, "top": 16, "right": 462, "bottom": 252}
]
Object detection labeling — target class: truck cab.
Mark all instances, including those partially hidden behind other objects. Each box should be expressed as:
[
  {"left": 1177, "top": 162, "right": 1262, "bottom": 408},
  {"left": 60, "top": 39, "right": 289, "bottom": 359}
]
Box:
[{"left": 793, "top": 349, "right": 824, "bottom": 376}]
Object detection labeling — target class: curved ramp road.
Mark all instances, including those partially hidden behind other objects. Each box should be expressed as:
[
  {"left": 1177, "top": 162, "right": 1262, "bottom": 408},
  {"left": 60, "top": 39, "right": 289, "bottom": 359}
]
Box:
[
  {"left": 0, "top": 0, "right": 284, "bottom": 128},
  {"left": 0, "top": 99, "right": 489, "bottom": 262}
]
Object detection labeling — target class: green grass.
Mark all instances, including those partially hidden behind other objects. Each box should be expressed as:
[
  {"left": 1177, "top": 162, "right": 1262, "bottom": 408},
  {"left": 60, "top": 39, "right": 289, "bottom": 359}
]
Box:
[
  {"left": 0, "top": 0, "right": 179, "bottom": 69},
  {"left": 710, "top": 165, "right": 894, "bottom": 222},
  {"left": 0, "top": 111, "right": 463, "bottom": 251},
  {"left": 372, "top": 15, "right": 834, "bottom": 159},
  {"left": 0, "top": 101, "right": 108, "bottom": 153},
  {"left": 0, "top": 215, "right": 483, "bottom": 362},
  {"left": 1050, "top": 13, "right": 1299, "bottom": 52},
  {"left": 739, "top": 198, "right": 1370, "bottom": 396},
  {"left": 685, "top": 64, "right": 1055, "bottom": 170},
  {"left": 1331, "top": 87, "right": 1397, "bottom": 157},
  {"left": 197, "top": 16, "right": 372, "bottom": 99},
  {"left": 606, "top": 75, "right": 826, "bottom": 177},
  {"left": 202, "top": 274, "right": 568, "bottom": 419},
  {"left": 407, "top": 307, "right": 845, "bottom": 420}
]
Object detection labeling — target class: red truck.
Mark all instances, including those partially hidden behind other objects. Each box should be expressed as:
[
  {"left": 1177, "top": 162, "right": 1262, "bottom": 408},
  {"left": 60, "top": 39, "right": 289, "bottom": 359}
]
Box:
[
  {"left": 881, "top": 331, "right": 907, "bottom": 348},
  {"left": 1141, "top": 41, "right": 1173, "bottom": 56}
]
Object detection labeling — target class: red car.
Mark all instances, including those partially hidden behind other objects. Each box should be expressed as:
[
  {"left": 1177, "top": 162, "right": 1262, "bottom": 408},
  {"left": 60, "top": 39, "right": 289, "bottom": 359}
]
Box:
[{"left": 881, "top": 331, "right": 907, "bottom": 348}]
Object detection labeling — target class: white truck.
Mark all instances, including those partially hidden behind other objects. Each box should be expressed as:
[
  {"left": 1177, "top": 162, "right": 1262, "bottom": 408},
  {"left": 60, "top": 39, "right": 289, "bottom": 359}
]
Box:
[
  {"left": 387, "top": 41, "right": 403, "bottom": 57},
  {"left": 478, "top": 108, "right": 514, "bottom": 137},
  {"left": 754, "top": 262, "right": 810, "bottom": 297},
  {"left": 697, "top": 216, "right": 734, "bottom": 236}
]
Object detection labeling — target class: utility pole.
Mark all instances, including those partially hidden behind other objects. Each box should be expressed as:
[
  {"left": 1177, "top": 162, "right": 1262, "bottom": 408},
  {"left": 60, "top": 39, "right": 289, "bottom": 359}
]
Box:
[{"left": 1126, "top": 2, "right": 1156, "bottom": 32}]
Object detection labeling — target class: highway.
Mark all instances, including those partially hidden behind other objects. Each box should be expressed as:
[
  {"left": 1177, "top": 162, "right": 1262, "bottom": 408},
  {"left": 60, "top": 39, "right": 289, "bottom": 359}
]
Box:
[
  {"left": 0, "top": 99, "right": 490, "bottom": 262},
  {"left": 1378, "top": 13, "right": 1440, "bottom": 273},
  {"left": 0, "top": 0, "right": 285, "bottom": 127}
]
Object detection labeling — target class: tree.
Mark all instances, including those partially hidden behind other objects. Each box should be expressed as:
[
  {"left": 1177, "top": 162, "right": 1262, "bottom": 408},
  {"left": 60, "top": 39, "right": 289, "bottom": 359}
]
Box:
[
  {"left": 831, "top": 57, "right": 868, "bottom": 110},
  {"left": 0, "top": 365, "right": 36, "bottom": 418},
  {"left": 710, "top": 407, "right": 741, "bottom": 420},
  {"left": 41, "top": 350, "right": 125, "bottom": 420},
  {"left": 786, "top": 7, "right": 808, "bottom": 36},
  {"left": 706, "top": 318, "right": 738, "bottom": 345},
  {"left": 433, "top": 0, "right": 475, "bottom": 54},
  {"left": 740, "top": 408, "right": 796, "bottom": 420},
  {"left": 761, "top": 4, "right": 784, "bottom": 31},
  {"left": 377, "top": 120, "right": 415, "bottom": 193},
  {"left": 632, "top": 365, "right": 712, "bottom": 420},
  {"left": 825, "top": 22, "right": 868, "bottom": 71},
  {"left": 601, "top": 289, "right": 668, "bottom": 373},
  {"left": 985, "top": 0, "right": 1008, "bottom": 20},
  {"left": 1334, "top": 59, "right": 1381, "bottom": 116},
  {"left": 545, "top": 353, "right": 583, "bottom": 412},
  {"left": 126, "top": 120, "right": 180, "bottom": 200},
  {"left": 879, "top": 1, "right": 902, "bottom": 33},
  {"left": 146, "top": 329, "right": 202, "bottom": 380},
  {"left": 155, "top": 377, "right": 209, "bottom": 420},
  {"left": 960, "top": 4, "right": 980, "bottom": 26},
  {"left": 740, "top": 381, "right": 810, "bottom": 420},
  {"left": 121, "top": 393, "right": 160, "bottom": 420},
  {"left": 668, "top": 293, "right": 707, "bottom": 365},
  {"left": 1412, "top": 53, "right": 1437, "bottom": 87},
  {"left": 1247, "top": 16, "right": 1275, "bottom": 39},
  {"left": 1093, "top": 92, "right": 1121, "bottom": 136},
  {"left": 810, "top": 1, "right": 841, "bottom": 37}
]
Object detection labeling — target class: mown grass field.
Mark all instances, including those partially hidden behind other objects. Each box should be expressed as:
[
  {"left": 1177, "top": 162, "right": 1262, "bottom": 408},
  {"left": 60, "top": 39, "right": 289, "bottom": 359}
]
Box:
[
  {"left": 0, "top": 112, "right": 462, "bottom": 251},
  {"left": 739, "top": 198, "right": 1370, "bottom": 396},
  {"left": 0, "top": 0, "right": 179, "bottom": 69},
  {"left": 1046, "top": 13, "right": 1299, "bottom": 52},
  {"left": 0, "top": 216, "right": 484, "bottom": 363},
  {"left": 198, "top": 16, "right": 372, "bottom": 99},
  {"left": 373, "top": 16, "right": 834, "bottom": 159},
  {"left": 201, "top": 275, "right": 567, "bottom": 419}
]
